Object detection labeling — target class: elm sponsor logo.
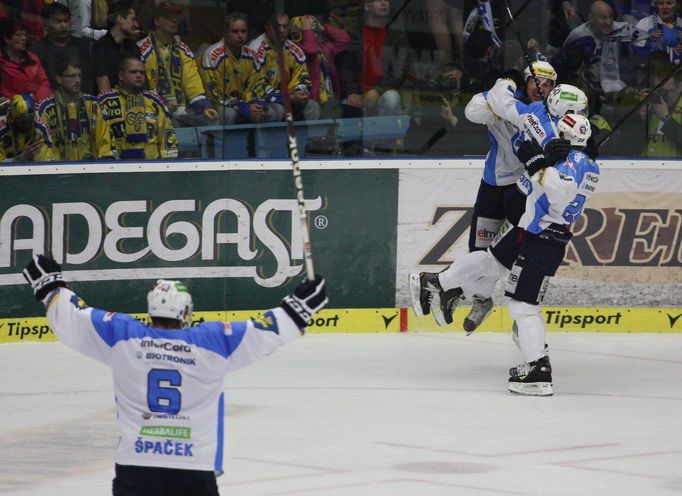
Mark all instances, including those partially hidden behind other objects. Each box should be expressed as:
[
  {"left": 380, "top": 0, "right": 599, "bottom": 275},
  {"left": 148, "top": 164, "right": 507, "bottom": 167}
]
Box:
[
  {"left": 2, "top": 322, "right": 52, "bottom": 340},
  {"left": 545, "top": 310, "right": 622, "bottom": 329},
  {"left": 139, "top": 425, "right": 191, "bottom": 439}
]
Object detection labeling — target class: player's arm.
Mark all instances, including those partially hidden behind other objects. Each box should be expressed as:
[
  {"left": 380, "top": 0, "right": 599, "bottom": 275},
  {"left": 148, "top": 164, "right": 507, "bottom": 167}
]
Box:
[
  {"left": 484, "top": 78, "right": 528, "bottom": 128},
  {"left": 464, "top": 92, "right": 497, "bottom": 125},
  {"left": 23, "top": 255, "right": 115, "bottom": 365},
  {"left": 221, "top": 276, "right": 328, "bottom": 372}
]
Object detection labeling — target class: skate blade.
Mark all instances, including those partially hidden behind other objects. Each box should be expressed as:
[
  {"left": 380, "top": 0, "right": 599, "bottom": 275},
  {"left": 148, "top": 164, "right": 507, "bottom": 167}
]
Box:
[
  {"left": 507, "top": 382, "right": 554, "bottom": 397},
  {"left": 408, "top": 273, "right": 427, "bottom": 317},
  {"left": 430, "top": 293, "right": 448, "bottom": 326}
]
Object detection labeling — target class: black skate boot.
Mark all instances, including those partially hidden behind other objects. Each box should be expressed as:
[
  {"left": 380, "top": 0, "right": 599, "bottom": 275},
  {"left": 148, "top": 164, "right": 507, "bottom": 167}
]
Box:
[
  {"left": 463, "top": 295, "right": 493, "bottom": 335},
  {"left": 508, "top": 356, "right": 553, "bottom": 396},
  {"left": 408, "top": 272, "right": 442, "bottom": 317},
  {"left": 433, "top": 287, "right": 463, "bottom": 326}
]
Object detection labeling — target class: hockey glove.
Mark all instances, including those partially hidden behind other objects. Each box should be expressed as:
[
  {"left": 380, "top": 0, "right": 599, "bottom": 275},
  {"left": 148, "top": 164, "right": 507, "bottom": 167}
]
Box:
[
  {"left": 516, "top": 140, "right": 548, "bottom": 176},
  {"left": 280, "top": 275, "right": 328, "bottom": 330},
  {"left": 23, "top": 254, "right": 66, "bottom": 302},
  {"left": 544, "top": 138, "right": 571, "bottom": 165}
]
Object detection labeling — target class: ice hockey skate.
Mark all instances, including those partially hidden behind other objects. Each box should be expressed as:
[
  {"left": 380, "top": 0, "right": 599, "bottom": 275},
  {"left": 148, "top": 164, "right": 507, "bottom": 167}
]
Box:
[
  {"left": 508, "top": 356, "right": 553, "bottom": 396},
  {"left": 408, "top": 272, "right": 442, "bottom": 318},
  {"left": 463, "top": 295, "right": 493, "bottom": 335},
  {"left": 432, "top": 287, "right": 463, "bottom": 326}
]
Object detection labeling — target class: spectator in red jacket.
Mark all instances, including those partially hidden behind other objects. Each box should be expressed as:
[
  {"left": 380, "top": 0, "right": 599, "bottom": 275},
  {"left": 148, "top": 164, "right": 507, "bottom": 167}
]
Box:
[
  {"left": 0, "top": 18, "right": 52, "bottom": 101},
  {"left": 289, "top": 14, "right": 351, "bottom": 116}
]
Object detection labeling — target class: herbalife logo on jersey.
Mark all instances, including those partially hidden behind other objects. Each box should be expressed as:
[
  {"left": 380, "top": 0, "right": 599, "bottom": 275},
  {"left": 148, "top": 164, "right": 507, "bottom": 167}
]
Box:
[{"left": 0, "top": 196, "right": 323, "bottom": 288}]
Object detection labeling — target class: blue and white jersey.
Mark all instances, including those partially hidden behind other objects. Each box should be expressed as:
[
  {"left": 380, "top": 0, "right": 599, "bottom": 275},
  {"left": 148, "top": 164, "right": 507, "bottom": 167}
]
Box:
[
  {"left": 465, "top": 78, "right": 557, "bottom": 187},
  {"left": 44, "top": 287, "right": 301, "bottom": 472},
  {"left": 518, "top": 149, "right": 600, "bottom": 234}
]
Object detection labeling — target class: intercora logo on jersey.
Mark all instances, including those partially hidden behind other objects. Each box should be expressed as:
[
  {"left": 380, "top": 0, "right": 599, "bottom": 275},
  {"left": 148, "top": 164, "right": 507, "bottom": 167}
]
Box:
[{"left": 0, "top": 196, "right": 323, "bottom": 288}]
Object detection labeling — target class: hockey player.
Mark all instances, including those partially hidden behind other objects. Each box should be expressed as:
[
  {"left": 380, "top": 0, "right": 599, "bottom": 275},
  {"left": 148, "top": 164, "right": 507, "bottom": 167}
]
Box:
[
  {"left": 428, "top": 72, "right": 589, "bottom": 332},
  {"left": 411, "top": 113, "right": 600, "bottom": 396},
  {"left": 99, "top": 55, "right": 178, "bottom": 160},
  {"left": 23, "top": 254, "right": 328, "bottom": 495}
]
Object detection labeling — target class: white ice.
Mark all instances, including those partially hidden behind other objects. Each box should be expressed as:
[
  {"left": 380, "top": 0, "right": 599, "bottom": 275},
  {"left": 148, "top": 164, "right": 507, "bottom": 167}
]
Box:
[{"left": 1, "top": 332, "right": 681, "bottom": 495}]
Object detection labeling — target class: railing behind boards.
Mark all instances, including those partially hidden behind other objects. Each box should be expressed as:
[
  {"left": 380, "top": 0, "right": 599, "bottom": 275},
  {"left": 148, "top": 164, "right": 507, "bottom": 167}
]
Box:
[{"left": 174, "top": 115, "right": 412, "bottom": 159}]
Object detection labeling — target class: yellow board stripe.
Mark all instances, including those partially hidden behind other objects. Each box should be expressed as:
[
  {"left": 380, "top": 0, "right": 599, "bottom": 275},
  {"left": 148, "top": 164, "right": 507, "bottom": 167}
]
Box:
[{"left": 2, "top": 307, "right": 681, "bottom": 343}]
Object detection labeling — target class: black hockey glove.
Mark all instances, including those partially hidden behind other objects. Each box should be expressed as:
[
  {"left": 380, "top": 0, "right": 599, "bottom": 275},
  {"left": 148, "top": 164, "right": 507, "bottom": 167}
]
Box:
[
  {"left": 544, "top": 138, "right": 571, "bottom": 165},
  {"left": 23, "top": 254, "right": 66, "bottom": 302},
  {"left": 583, "top": 136, "right": 600, "bottom": 160},
  {"left": 280, "top": 275, "right": 328, "bottom": 330},
  {"left": 516, "top": 140, "right": 548, "bottom": 176}
]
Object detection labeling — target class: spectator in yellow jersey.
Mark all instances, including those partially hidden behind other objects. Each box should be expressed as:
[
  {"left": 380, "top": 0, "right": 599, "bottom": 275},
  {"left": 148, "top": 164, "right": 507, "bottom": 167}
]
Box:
[
  {"left": 199, "top": 12, "right": 284, "bottom": 124},
  {"left": 99, "top": 55, "right": 178, "bottom": 160},
  {"left": 0, "top": 93, "right": 52, "bottom": 162},
  {"left": 640, "top": 56, "right": 682, "bottom": 157},
  {"left": 37, "top": 57, "right": 113, "bottom": 161},
  {"left": 137, "top": 1, "right": 217, "bottom": 127},
  {"left": 247, "top": 11, "right": 320, "bottom": 121}
]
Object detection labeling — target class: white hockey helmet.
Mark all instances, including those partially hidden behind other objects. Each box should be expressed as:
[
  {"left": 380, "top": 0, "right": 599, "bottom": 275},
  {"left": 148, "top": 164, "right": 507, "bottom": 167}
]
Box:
[
  {"left": 546, "top": 84, "right": 588, "bottom": 118},
  {"left": 523, "top": 61, "right": 557, "bottom": 84},
  {"left": 557, "top": 113, "right": 592, "bottom": 147},
  {"left": 147, "top": 279, "right": 193, "bottom": 328}
]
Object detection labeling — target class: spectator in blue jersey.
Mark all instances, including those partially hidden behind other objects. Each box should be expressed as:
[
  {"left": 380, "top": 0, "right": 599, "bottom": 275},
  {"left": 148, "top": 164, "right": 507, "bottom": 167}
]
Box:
[
  {"left": 23, "top": 254, "right": 328, "bottom": 496},
  {"left": 552, "top": 0, "right": 644, "bottom": 95},
  {"left": 411, "top": 113, "right": 600, "bottom": 397},
  {"left": 632, "top": 0, "right": 682, "bottom": 64}
]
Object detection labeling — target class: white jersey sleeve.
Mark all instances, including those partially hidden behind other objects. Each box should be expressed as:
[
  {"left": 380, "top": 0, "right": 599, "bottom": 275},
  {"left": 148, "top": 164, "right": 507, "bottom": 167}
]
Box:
[
  {"left": 485, "top": 78, "right": 556, "bottom": 147},
  {"left": 43, "top": 287, "right": 302, "bottom": 473},
  {"left": 464, "top": 92, "right": 497, "bottom": 125}
]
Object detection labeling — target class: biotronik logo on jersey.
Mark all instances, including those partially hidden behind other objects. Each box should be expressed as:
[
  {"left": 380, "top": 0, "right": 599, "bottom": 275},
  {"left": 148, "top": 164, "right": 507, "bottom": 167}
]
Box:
[{"left": 0, "top": 197, "right": 323, "bottom": 288}]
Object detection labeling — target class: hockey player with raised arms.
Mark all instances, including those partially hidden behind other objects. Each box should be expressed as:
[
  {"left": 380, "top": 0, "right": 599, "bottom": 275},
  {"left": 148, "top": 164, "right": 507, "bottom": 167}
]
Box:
[
  {"left": 23, "top": 255, "right": 327, "bottom": 495},
  {"left": 411, "top": 113, "right": 600, "bottom": 396},
  {"left": 413, "top": 64, "right": 590, "bottom": 334}
]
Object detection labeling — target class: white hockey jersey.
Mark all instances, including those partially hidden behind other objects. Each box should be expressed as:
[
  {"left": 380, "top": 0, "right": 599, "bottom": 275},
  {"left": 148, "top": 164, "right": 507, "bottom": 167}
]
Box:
[
  {"left": 518, "top": 149, "right": 600, "bottom": 234},
  {"left": 44, "top": 287, "right": 302, "bottom": 472},
  {"left": 465, "top": 79, "right": 557, "bottom": 187}
]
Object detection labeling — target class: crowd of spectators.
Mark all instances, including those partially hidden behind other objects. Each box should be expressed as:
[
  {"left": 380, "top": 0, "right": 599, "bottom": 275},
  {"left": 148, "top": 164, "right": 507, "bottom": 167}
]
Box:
[{"left": 0, "top": 0, "right": 680, "bottom": 162}]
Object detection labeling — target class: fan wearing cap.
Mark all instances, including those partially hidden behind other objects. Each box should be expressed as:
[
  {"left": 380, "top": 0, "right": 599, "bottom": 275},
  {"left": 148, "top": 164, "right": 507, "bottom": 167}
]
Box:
[
  {"left": 137, "top": 1, "right": 218, "bottom": 127},
  {"left": 23, "top": 253, "right": 328, "bottom": 495},
  {"left": 0, "top": 93, "right": 53, "bottom": 162}
]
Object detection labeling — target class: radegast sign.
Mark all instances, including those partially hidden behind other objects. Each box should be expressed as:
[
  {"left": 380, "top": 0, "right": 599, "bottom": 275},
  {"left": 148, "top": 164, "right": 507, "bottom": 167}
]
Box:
[{"left": 0, "top": 169, "right": 399, "bottom": 317}]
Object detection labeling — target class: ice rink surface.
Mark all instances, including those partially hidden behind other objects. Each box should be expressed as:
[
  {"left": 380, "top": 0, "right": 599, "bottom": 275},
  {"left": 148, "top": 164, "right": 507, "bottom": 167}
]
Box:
[{"left": 2, "top": 332, "right": 681, "bottom": 496}]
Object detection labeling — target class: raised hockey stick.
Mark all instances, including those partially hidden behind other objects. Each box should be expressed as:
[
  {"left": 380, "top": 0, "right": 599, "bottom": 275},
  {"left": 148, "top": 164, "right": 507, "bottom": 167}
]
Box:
[
  {"left": 271, "top": 5, "right": 315, "bottom": 281},
  {"left": 595, "top": 62, "right": 682, "bottom": 148}
]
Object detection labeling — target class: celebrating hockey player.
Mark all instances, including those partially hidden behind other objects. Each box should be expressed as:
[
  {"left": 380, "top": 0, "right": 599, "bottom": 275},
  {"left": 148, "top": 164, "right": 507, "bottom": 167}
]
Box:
[
  {"left": 23, "top": 254, "right": 327, "bottom": 495},
  {"left": 411, "top": 113, "right": 600, "bottom": 396}
]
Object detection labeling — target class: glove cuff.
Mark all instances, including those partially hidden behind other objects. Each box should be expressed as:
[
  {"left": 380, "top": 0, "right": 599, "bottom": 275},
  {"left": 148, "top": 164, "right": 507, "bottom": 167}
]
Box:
[{"left": 280, "top": 295, "right": 311, "bottom": 330}]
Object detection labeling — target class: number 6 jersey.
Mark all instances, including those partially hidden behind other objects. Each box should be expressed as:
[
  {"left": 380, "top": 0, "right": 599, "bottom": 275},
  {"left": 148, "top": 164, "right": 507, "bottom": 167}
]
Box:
[{"left": 44, "top": 287, "right": 302, "bottom": 472}]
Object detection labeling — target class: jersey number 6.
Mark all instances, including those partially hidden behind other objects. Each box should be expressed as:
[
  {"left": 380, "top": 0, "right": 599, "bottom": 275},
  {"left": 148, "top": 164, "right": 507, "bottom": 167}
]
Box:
[{"left": 147, "top": 369, "right": 182, "bottom": 414}]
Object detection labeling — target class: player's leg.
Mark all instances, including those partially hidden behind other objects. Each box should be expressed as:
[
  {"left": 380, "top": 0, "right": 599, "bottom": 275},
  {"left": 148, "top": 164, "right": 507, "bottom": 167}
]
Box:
[
  {"left": 503, "top": 233, "right": 567, "bottom": 396},
  {"left": 468, "top": 180, "right": 505, "bottom": 252},
  {"left": 507, "top": 299, "right": 553, "bottom": 397}
]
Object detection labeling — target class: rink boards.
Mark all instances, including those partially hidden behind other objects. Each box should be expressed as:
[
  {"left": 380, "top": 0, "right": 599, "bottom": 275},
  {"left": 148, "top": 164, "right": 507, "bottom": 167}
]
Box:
[
  {"left": 0, "top": 158, "right": 680, "bottom": 343},
  {"left": 2, "top": 306, "right": 682, "bottom": 343}
]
